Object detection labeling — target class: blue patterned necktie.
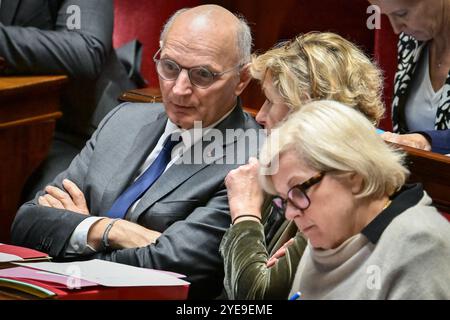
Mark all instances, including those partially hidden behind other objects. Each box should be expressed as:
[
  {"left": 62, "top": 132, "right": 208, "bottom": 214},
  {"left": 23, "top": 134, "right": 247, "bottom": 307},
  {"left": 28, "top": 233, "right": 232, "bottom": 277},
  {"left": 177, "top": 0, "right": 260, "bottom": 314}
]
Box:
[{"left": 106, "top": 133, "right": 182, "bottom": 219}]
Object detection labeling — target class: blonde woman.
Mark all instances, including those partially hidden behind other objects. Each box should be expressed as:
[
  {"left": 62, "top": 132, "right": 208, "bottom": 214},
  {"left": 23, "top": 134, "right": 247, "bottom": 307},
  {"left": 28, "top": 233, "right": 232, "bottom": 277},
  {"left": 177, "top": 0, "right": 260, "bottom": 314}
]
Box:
[
  {"left": 256, "top": 100, "right": 450, "bottom": 299},
  {"left": 252, "top": 32, "right": 384, "bottom": 130},
  {"left": 220, "top": 32, "right": 385, "bottom": 299}
]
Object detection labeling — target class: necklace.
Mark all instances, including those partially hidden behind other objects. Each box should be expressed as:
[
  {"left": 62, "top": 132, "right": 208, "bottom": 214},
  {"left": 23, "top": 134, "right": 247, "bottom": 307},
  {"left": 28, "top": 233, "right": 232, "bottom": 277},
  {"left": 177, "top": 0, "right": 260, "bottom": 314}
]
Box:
[{"left": 382, "top": 199, "right": 392, "bottom": 211}]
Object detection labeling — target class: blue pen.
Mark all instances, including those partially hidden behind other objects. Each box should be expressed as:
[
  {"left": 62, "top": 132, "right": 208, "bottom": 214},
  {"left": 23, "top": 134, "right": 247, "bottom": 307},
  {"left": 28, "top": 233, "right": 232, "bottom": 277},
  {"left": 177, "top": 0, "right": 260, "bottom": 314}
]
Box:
[{"left": 288, "top": 291, "right": 301, "bottom": 300}]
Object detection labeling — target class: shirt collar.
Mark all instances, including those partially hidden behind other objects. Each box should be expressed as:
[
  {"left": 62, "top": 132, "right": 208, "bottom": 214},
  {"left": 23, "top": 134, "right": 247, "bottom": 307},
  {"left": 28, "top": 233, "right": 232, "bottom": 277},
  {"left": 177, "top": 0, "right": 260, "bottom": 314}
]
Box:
[
  {"left": 163, "top": 104, "right": 237, "bottom": 150},
  {"left": 361, "top": 183, "right": 425, "bottom": 244}
]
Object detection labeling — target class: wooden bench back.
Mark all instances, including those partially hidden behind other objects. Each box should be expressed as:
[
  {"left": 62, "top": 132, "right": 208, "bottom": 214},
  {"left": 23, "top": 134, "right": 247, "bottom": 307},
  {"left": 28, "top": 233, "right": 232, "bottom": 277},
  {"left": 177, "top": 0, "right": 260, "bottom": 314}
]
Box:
[{"left": 392, "top": 143, "right": 450, "bottom": 218}]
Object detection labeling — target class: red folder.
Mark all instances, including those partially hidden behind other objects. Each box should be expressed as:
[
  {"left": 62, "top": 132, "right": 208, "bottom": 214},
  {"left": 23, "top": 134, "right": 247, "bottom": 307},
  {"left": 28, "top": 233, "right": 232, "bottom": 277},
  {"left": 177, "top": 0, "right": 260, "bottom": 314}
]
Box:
[
  {"left": 0, "top": 277, "right": 189, "bottom": 299},
  {"left": 0, "top": 244, "right": 189, "bottom": 300},
  {"left": 0, "top": 265, "right": 189, "bottom": 300},
  {"left": 0, "top": 243, "right": 49, "bottom": 261}
]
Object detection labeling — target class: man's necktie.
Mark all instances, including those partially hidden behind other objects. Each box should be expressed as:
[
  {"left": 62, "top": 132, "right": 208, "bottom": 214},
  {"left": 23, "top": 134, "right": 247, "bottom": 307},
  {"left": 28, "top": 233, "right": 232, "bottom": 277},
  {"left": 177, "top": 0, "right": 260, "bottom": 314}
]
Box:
[{"left": 106, "top": 134, "right": 182, "bottom": 219}]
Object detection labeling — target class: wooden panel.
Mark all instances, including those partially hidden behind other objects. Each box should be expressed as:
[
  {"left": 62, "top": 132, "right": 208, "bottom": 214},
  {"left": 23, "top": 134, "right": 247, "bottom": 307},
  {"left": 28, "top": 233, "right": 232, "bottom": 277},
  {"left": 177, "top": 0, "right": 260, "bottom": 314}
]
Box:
[
  {"left": 0, "top": 76, "right": 66, "bottom": 243},
  {"left": 119, "top": 87, "right": 162, "bottom": 103},
  {"left": 394, "top": 143, "right": 450, "bottom": 213}
]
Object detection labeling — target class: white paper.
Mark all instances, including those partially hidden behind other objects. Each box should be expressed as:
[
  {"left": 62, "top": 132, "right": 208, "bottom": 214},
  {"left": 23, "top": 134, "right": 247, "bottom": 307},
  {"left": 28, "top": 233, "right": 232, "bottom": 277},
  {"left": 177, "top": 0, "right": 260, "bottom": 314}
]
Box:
[
  {"left": 0, "top": 252, "right": 23, "bottom": 263},
  {"left": 15, "top": 259, "right": 189, "bottom": 287}
]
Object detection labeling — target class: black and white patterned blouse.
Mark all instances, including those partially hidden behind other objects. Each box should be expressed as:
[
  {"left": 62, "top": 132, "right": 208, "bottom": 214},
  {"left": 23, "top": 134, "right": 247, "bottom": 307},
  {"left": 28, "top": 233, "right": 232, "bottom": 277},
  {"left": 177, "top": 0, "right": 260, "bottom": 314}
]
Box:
[{"left": 392, "top": 33, "right": 450, "bottom": 154}]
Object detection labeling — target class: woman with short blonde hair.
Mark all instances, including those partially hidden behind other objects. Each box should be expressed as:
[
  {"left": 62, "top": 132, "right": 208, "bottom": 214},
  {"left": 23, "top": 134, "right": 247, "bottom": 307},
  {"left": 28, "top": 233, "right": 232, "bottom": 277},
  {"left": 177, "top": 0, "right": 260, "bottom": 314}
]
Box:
[
  {"left": 260, "top": 101, "right": 450, "bottom": 299},
  {"left": 250, "top": 32, "right": 384, "bottom": 127}
]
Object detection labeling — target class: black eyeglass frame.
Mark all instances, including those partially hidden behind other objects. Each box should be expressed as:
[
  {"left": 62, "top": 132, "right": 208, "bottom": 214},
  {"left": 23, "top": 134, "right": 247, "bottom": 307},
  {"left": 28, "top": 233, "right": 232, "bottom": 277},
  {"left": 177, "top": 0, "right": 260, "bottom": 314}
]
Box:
[
  {"left": 272, "top": 171, "right": 325, "bottom": 212},
  {"left": 152, "top": 47, "right": 242, "bottom": 89}
]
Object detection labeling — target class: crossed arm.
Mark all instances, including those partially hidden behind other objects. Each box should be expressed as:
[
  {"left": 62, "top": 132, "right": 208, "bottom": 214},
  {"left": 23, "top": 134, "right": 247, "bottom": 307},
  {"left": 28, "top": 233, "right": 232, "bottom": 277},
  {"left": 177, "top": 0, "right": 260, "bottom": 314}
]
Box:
[
  {"left": 40, "top": 178, "right": 161, "bottom": 251},
  {"left": 11, "top": 104, "right": 161, "bottom": 256}
]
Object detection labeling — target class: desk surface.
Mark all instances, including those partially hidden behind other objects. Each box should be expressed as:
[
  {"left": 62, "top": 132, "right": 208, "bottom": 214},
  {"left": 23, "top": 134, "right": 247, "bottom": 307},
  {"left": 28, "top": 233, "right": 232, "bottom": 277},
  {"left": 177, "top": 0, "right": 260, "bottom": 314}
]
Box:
[
  {"left": 0, "top": 75, "right": 67, "bottom": 97},
  {"left": 0, "top": 75, "right": 67, "bottom": 125}
]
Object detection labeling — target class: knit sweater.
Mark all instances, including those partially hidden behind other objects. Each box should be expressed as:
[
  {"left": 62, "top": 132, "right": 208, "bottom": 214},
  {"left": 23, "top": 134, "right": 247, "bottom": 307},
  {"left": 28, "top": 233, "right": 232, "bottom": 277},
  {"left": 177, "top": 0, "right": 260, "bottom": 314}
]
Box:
[{"left": 289, "top": 184, "right": 450, "bottom": 300}]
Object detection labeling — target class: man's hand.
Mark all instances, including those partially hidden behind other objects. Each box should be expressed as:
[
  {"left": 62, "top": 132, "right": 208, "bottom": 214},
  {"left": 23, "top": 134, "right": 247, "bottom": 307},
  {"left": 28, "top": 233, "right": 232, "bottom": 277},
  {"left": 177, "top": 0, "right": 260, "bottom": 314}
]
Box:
[
  {"left": 225, "top": 157, "right": 264, "bottom": 223},
  {"left": 266, "top": 238, "right": 295, "bottom": 268},
  {"left": 38, "top": 179, "right": 89, "bottom": 215},
  {"left": 88, "top": 218, "right": 161, "bottom": 250},
  {"left": 381, "top": 132, "right": 431, "bottom": 151}
]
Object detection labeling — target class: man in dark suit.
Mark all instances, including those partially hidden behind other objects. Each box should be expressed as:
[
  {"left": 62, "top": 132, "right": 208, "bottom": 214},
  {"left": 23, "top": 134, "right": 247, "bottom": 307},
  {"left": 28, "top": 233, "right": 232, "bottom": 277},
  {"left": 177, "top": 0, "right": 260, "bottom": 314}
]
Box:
[
  {"left": 11, "top": 5, "right": 263, "bottom": 299},
  {"left": 0, "top": 0, "right": 136, "bottom": 198}
]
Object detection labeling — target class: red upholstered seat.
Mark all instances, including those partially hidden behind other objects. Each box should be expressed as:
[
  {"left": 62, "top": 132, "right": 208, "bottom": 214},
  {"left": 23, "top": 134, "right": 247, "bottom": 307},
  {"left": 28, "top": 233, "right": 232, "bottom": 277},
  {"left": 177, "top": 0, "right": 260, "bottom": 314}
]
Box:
[
  {"left": 113, "top": 0, "right": 200, "bottom": 87},
  {"left": 442, "top": 212, "right": 450, "bottom": 222}
]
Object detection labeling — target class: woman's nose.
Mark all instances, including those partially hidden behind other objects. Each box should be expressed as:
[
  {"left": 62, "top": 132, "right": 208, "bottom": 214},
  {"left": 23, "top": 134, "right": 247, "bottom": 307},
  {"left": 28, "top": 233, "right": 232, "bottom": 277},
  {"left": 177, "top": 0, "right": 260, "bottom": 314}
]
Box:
[{"left": 284, "top": 202, "right": 302, "bottom": 220}]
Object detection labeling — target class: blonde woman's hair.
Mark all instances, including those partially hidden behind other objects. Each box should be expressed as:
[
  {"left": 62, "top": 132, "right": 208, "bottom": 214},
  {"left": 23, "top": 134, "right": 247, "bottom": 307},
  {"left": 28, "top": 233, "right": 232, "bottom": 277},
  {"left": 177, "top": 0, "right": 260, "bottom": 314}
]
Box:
[
  {"left": 259, "top": 100, "right": 409, "bottom": 199},
  {"left": 250, "top": 32, "right": 385, "bottom": 124}
]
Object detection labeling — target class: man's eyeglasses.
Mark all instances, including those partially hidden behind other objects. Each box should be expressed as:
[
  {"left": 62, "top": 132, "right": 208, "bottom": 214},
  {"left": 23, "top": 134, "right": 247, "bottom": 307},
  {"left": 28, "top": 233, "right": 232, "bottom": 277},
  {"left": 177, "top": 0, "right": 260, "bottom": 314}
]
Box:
[
  {"left": 272, "top": 172, "right": 325, "bottom": 212},
  {"left": 153, "top": 48, "right": 241, "bottom": 89}
]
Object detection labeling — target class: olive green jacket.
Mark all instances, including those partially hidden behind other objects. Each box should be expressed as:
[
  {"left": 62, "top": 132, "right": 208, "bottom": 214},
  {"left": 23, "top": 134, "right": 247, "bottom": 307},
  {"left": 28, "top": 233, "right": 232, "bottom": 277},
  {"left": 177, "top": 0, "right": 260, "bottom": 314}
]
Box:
[{"left": 220, "top": 218, "right": 306, "bottom": 300}]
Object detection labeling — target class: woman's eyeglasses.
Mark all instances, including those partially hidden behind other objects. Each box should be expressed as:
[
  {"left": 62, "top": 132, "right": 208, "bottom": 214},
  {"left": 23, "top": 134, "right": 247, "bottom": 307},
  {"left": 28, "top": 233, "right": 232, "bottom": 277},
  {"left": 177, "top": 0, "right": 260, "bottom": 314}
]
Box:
[{"left": 272, "top": 172, "right": 325, "bottom": 212}]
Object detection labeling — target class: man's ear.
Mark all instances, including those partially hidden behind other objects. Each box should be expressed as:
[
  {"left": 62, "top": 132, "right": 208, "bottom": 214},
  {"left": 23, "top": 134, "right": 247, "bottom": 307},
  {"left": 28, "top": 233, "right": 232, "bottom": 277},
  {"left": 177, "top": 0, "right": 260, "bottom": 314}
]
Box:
[{"left": 234, "top": 63, "right": 252, "bottom": 96}]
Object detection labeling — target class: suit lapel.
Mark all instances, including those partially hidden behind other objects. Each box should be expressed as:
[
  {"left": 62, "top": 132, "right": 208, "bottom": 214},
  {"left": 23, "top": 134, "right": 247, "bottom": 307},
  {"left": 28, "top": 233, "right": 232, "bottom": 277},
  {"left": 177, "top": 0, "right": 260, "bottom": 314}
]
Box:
[
  {"left": 129, "top": 104, "right": 247, "bottom": 222},
  {"left": 0, "top": 0, "right": 21, "bottom": 25},
  {"left": 98, "top": 112, "right": 168, "bottom": 215}
]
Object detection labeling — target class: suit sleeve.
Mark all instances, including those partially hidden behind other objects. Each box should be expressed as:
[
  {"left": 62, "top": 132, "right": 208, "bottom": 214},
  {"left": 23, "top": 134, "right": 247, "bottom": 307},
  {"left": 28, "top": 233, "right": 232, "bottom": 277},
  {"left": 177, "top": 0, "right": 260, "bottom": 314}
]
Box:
[
  {"left": 421, "top": 129, "right": 450, "bottom": 154},
  {"left": 0, "top": 0, "right": 113, "bottom": 78},
  {"left": 94, "top": 185, "right": 232, "bottom": 299},
  {"left": 10, "top": 103, "right": 127, "bottom": 257}
]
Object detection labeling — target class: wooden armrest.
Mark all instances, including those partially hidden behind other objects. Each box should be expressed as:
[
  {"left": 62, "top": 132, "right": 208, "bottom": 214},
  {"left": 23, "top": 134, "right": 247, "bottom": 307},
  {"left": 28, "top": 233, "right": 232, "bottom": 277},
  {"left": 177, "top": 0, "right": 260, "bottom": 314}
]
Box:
[
  {"left": 391, "top": 142, "right": 450, "bottom": 212},
  {"left": 119, "top": 87, "right": 162, "bottom": 103},
  {"left": 243, "top": 107, "right": 258, "bottom": 117}
]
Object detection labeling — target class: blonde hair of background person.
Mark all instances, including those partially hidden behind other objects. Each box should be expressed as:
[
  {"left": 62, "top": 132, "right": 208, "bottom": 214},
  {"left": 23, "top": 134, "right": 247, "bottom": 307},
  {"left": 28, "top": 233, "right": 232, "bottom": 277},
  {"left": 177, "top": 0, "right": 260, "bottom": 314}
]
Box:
[
  {"left": 250, "top": 32, "right": 385, "bottom": 128},
  {"left": 258, "top": 100, "right": 450, "bottom": 299}
]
